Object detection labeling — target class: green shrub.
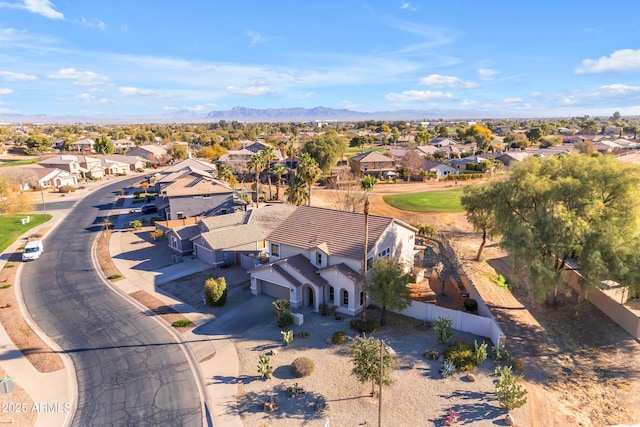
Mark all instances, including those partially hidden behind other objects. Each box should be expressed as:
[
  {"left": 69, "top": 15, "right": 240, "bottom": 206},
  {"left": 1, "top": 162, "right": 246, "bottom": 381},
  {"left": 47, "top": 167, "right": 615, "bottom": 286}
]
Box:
[
  {"left": 350, "top": 318, "right": 378, "bottom": 334},
  {"left": 440, "top": 359, "right": 456, "bottom": 378},
  {"left": 129, "top": 220, "right": 142, "bottom": 230},
  {"left": 494, "top": 274, "right": 514, "bottom": 290},
  {"left": 59, "top": 185, "right": 75, "bottom": 193},
  {"left": 423, "top": 348, "right": 439, "bottom": 360},
  {"left": 291, "top": 357, "right": 315, "bottom": 377},
  {"left": 495, "top": 366, "right": 528, "bottom": 411},
  {"left": 257, "top": 354, "right": 273, "bottom": 379},
  {"left": 475, "top": 340, "right": 488, "bottom": 366},
  {"left": 463, "top": 298, "right": 478, "bottom": 313},
  {"left": 3, "top": 264, "right": 14, "bottom": 269},
  {"left": 286, "top": 382, "right": 305, "bottom": 398},
  {"left": 443, "top": 341, "right": 476, "bottom": 372},
  {"left": 107, "top": 274, "right": 122, "bottom": 280},
  {"left": 491, "top": 345, "right": 511, "bottom": 361},
  {"left": 172, "top": 319, "right": 192, "bottom": 328},
  {"left": 511, "top": 358, "right": 525, "bottom": 371},
  {"left": 281, "top": 330, "right": 293, "bottom": 346},
  {"left": 332, "top": 331, "right": 347, "bottom": 345},
  {"left": 433, "top": 317, "right": 453, "bottom": 343},
  {"left": 295, "top": 331, "right": 309, "bottom": 338},
  {"left": 149, "top": 229, "right": 164, "bottom": 240},
  {"left": 273, "top": 299, "right": 293, "bottom": 327},
  {"left": 415, "top": 321, "right": 432, "bottom": 331},
  {"left": 204, "top": 276, "right": 227, "bottom": 306}
]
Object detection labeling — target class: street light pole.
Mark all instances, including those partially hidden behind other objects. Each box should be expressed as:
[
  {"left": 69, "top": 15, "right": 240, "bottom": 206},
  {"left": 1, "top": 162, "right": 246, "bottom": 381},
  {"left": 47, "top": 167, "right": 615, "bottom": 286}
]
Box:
[
  {"left": 40, "top": 188, "right": 47, "bottom": 215},
  {"left": 378, "top": 339, "right": 384, "bottom": 427}
]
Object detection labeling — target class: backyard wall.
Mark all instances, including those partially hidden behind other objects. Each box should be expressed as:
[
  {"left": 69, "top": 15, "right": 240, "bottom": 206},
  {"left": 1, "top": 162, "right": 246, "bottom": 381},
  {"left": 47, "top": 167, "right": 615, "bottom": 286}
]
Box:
[{"left": 563, "top": 268, "right": 640, "bottom": 339}]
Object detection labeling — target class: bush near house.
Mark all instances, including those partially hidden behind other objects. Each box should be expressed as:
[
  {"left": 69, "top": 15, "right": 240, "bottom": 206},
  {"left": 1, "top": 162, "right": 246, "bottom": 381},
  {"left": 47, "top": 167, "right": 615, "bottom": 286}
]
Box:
[{"left": 204, "top": 276, "right": 227, "bottom": 306}]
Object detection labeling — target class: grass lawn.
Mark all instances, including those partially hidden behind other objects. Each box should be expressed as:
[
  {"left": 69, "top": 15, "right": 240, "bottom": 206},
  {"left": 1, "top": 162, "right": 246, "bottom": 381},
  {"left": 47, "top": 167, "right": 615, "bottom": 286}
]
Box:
[
  {"left": 382, "top": 188, "right": 464, "bottom": 213},
  {"left": 345, "top": 146, "right": 385, "bottom": 153},
  {"left": 0, "top": 159, "right": 40, "bottom": 168},
  {"left": 0, "top": 214, "right": 52, "bottom": 253}
]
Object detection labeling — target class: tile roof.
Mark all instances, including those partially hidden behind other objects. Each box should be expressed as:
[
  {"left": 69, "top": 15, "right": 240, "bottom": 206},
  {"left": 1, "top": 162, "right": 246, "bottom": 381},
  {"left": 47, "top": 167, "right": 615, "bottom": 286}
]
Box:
[
  {"left": 351, "top": 151, "right": 394, "bottom": 162},
  {"left": 266, "top": 205, "right": 397, "bottom": 261},
  {"left": 318, "top": 262, "right": 361, "bottom": 284},
  {"left": 163, "top": 176, "right": 232, "bottom": 197}
]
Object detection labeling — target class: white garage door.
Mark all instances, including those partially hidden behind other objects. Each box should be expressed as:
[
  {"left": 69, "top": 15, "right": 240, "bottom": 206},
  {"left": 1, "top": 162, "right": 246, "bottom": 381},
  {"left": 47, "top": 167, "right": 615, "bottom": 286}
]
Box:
[{"left": 261, "top": 280, "right": 290, "bottom": 300}]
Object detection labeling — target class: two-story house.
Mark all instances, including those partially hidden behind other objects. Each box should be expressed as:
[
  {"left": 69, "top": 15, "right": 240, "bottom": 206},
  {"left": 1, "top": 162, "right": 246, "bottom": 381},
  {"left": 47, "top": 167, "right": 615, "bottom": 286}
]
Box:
[
  {"left": 349, "top": 151, "right": 396, "bottom": 178},
  {"left": 249, "top": 206, "right": 417, "bottom": 316}
]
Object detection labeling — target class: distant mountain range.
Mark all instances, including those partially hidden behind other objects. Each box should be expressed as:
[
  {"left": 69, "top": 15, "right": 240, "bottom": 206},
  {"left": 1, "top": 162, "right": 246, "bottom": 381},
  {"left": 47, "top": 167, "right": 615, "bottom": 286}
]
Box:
[{"left": 0, "top": 106, "right": 504, "bottom": 125}]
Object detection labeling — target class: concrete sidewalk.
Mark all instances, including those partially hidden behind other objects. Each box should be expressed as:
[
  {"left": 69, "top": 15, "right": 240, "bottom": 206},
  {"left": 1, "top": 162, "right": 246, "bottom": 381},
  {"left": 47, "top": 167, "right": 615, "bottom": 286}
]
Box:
[{"left": 107, "top": 192, "right": 245, "bottom": 427}]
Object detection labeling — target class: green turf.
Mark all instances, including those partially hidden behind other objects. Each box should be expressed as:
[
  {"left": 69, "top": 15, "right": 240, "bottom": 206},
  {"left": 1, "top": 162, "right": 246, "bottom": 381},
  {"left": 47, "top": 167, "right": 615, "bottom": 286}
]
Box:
[
  {"left": 345, "top": 147, "right": 385, "bottom": 153},
  {"left": 0, "top": 159, "right": 40, "bottom": 167},
  {"left": 382, "top": 188, "right": 464, "bottom": 213},
  {"left": 0, "top": 214, "right": 52, "bottom": 253}
]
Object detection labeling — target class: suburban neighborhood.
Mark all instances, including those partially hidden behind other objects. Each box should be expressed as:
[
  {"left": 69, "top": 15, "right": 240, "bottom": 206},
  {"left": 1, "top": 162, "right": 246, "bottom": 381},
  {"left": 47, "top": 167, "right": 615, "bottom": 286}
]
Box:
[{"left": 1, "top": 114, "right": 640, "bottom": 427}]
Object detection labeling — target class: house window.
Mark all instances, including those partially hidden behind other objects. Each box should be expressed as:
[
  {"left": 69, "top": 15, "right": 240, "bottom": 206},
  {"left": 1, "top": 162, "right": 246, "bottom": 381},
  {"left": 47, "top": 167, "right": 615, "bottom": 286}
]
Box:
[
  {"left": 342, "top": 290, "right": 349, "bottom": 306},
  {"left": 170, "top": 237, "right": 177, "bottom": 248},
  {"left": 270, "top": 243, "right": 280, "bottom": 257},
  {"left": 360, "top": 291, "right": 364, "bottom": 306},
  {"left": 316, "top": 252, "right": 322, "bottom": 265},
  {"left": 366, "top": 257, "right": 373, "bottom": 269},
  {"left": 177, "top": 212, "right": 185, "bottom": 219},
  {"left": 329, "top": 286, "right": 334, "bottom": 303}
]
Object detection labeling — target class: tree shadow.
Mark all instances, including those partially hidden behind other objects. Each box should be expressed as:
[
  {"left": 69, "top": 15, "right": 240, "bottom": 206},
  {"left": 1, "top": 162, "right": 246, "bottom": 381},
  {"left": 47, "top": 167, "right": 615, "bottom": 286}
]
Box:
[
  {"left": 235, "top": 385, "right": 327, "bottom": 422},
  {"left": 431, "top": 390, "right": 503, "bottom": 425}
]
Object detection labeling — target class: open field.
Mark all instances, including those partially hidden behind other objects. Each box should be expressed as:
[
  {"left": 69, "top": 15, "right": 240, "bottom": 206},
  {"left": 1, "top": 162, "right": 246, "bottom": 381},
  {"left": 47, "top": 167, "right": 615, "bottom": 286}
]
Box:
[{"left": 382, "top": 188, "right": 464, "bottom": 213}]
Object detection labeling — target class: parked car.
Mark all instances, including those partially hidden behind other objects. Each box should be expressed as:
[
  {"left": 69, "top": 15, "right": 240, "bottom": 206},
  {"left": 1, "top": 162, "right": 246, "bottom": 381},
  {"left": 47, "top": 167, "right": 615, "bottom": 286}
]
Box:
[
  {"left": 22, "top": 240, "right": 44, "bottom": 261},
  {"left": 141, "top": 204, "right": 158, "bottom": 214}
]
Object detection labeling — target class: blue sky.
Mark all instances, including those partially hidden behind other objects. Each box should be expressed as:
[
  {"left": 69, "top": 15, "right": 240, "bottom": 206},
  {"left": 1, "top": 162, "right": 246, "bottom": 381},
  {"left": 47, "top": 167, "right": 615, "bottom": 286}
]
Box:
[{"left": 1, "top": 0, "right": 640, "bottom": 118}]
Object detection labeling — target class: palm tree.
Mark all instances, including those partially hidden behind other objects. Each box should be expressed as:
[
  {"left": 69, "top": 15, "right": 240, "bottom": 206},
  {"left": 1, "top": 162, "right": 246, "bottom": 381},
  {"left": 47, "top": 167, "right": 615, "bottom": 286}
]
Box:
[
  {"left": 287, "top": 139, "right": 297, "bottom": 183},
  {"left": 285, "top": 176, "right": 308, "bottom": 206},
  {"left": 297, "top": 153, "right": 322, "bottom": 206},
  {"left": 261, "top": 145, "right": 276, "bottom": 200},
  {"left": 271, "top": 164, "right": 287, "bottom": 200},
  {"left": 247, "top": 153, "right": 266, "bottom": 208},
  {"left": 216, "top": 164, "right": 237, "bottom": 187},
  {"left": 360, "top": 175, "right": 377, "bottom": 322}
]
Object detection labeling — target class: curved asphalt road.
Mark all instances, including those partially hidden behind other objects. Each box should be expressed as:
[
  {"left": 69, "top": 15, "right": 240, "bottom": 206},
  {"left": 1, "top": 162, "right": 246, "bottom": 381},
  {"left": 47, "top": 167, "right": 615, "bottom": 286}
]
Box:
[{"left": 20, "top": 181, "right": 203, "bottom": 426}]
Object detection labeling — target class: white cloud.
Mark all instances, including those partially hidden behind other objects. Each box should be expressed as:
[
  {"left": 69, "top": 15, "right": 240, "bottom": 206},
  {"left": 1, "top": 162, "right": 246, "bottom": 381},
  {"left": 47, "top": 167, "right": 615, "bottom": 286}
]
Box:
[
  {"left": 576, "top": 49, "right": 640, "bottom": 74},
  {"left": 555, "top": 84, "right": 640, "bottom": 106},
  {"left": 78, "top": 16, "right": 106, "bottom": 31},
  {"left": 419, "top": 74, "right": 478, "bottom": 89},
  {"left": 503, "top": 97, "right": 523, "bottom": 103},
  {"left": 0, "top": 70, "right": 37, "bottom": 81},
  {"left": 49, "top": 68, "right": 110, "bottom": 86},
  {"left": 177, "top": 103, "right": 218, "bottom": 112},
  {"left": 0, "top": 88, "right": 15, "bottom": 95},
  {"left": 117, "top": 86, "right": 174, "bottom": 98},
  {"left": 226, "top": 85, "right": 275, "bottom": 96},
  {"left": 385, "top": 90, "right": 453, "bottom": 102},
  {"left": 478, "top": 68, "right": 498, "bottom": 80},
  {"left": 0, "top": 0, "right": 63, "bottom": 19},
  {"left": 246, "top": 30, "right": 266, "bottom": 45},
  {"left": 74, "top": 93, "right": 111, "bottom": 104},
  {"left": 400, "top": 2, "right": 417, "bottom": 11}
]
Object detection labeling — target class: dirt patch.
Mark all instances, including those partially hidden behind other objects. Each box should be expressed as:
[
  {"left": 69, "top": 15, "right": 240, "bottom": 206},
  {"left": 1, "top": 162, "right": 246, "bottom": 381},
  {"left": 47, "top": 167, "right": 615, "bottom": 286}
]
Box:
[
  {"left": 96, "top": 228, "right": 123, "bottom": 280},
  {"left": 128, "top": 290, "right": 195, "bottom": 331},
  {"left": 0, "top": 366, "right": 36, "bottom": 426}
]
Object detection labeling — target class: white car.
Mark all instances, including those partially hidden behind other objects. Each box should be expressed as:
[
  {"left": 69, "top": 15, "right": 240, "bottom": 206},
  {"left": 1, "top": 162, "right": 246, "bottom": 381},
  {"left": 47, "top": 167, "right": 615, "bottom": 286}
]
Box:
[{"left": 22, "top": 240, "right": 44, "bottom": 261}]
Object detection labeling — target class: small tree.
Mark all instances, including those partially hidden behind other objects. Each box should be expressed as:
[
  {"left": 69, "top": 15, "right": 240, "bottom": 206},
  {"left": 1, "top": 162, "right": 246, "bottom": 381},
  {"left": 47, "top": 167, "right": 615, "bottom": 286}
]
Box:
[
  {"left": 495, "top": 366, "right": 528, "bottom": 412},
  {"left": 347, "top": 335, "right": 396, "bottom": 396},
  {"left": 257, "top": 354, "right": 273, "bottom": 379},
  {"left": 368, "top": 258, "right": 413, "bottom": 326},
  {"left": 149, "top": 229, "right": 164, "bottom": 240},
  {"left": 281, "top": 330, "right": 294, "bottom": 346},
  {"left": 272, "top": 298, "right": 293, "bottom": 327},
  {"left": 204, "top": 277, "right": 227, "bottom": 306},
  {"left": 129, "top": 220, "right": 143, "bottom": 230}
]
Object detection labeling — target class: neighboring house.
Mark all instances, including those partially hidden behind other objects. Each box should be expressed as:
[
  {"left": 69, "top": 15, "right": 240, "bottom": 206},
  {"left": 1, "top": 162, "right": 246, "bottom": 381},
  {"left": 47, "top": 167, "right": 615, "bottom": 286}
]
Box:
[
  {"left": 155, "top": 169, "right": 245, "bottom": 220},
  {"left": 250, "top": 206, "right": 417, "bottom": 315},
  {"left": 99, "top": 158, "right": 130, "bottom": 175},
  {"left": 113, "top": 138, "right": 136, "bottom": 152},
  {"left": 21, "top": 165, "right": 77, "bottom": 189},
  {"left": 69, "top": 139, "right": 94, "bottom": 153},
  {"left": 414, "top": 145, "right": 439, "bottom": 156},
  {"left": 349, "top": 151, "right": 396, "bottom": 177},
  {"left": 99, "top": 154, "right": 146, "bottom": 172},
  {"left": 162, "top": 158, "right": 217, "bottom": 176},
  {"left": 190, "top": 204, "right": 297, "bottom": 267},
  {"left": 449, "top": 156, "right": 488, "bottom": 171},
  {"left": 38, "top": 155, "right": 82, "bottom": 176},
  {"left": 495, "top": 152, "right": 531, "bottom": 166},
  {"left": 76, "top": 155, "right": 106, "bottom": 179},
  {"left": 421, "top": 160, "right": 459, "bottom": 179},
  {"left": 430, "top": 137, "right": 458, "bottom": 147},
  {"left": 127, "top": 145, "right": 168, "bottom": 163}
]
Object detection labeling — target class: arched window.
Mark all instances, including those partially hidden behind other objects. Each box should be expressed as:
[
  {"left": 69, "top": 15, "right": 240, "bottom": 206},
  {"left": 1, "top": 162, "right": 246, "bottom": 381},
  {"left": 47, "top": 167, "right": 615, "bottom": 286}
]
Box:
[
  {"left": 329, "top": 286, "right": 334, "bottom": 303},
  {"left": 342, "top": 290, "right": 349, "bottom": 306}
]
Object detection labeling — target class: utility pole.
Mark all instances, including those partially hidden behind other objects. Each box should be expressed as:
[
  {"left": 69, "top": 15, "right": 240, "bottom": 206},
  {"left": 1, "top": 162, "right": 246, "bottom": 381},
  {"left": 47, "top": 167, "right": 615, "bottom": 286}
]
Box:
[{"left": 378, "top": 339, "right": 383, "bottom": 427}]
